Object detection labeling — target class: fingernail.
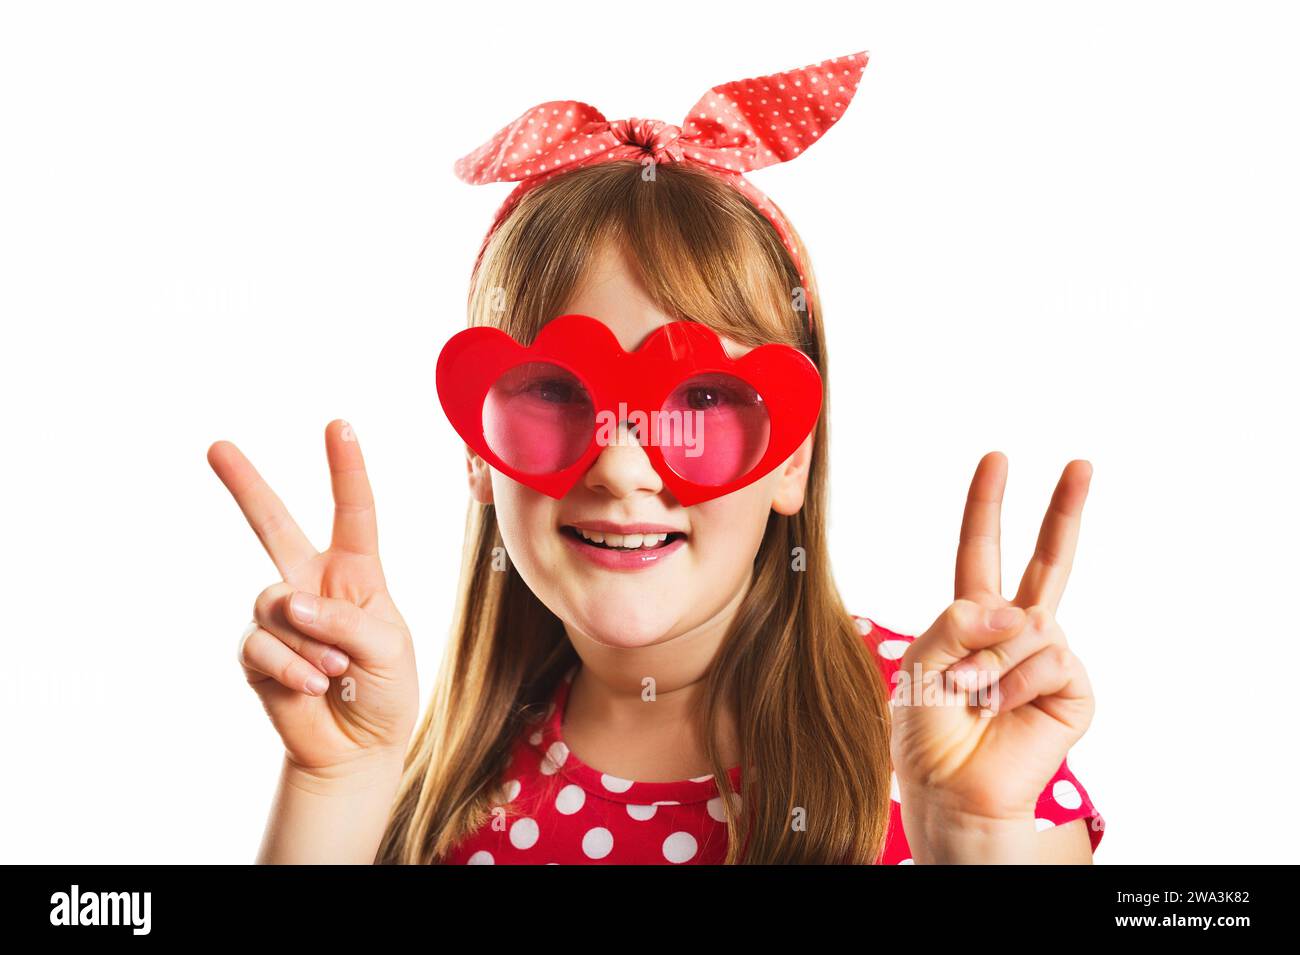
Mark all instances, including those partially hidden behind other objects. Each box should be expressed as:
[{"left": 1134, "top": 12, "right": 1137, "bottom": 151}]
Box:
[
  {"left": 305, "top": 674, "right": 329, "bottom": 695},
  {"left": 321, "top": 649, "right": 349, "bottom": 674},
  {"left": 987, "top": 606, "right": 1021, "bottom": 630},
  {"left": 290, "top": 592, "right": 317, "bottom": 624}
]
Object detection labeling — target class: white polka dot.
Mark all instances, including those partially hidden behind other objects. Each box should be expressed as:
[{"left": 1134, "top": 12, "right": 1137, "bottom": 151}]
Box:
[
  {"left": 707, "top": 792, "right": 742, "bottom": 822},
  {"left": 555, "top": 784, "right": 585, "bottom": 815},
  {"left": 626, "top": 804, "right": 657, "bottom": 821},
  {"left": 1052, "top": 779, "right": 1083, "bottom": 810},
  {"left": 601, "top": 773, "right": 634, "bottom": 793},
  {"left": 582, "top": 827, "right": 614, "bottom": 859},
  {"left": 662, "top": 831, "right": 698, "bottom": 863},
  {"left": 855, "top": 617, "right": 874, "bottom": 635},
  {"left": 689, "top": 773, "right": 713, "bottom": 783},
  {"left": 466, "top": 850, "right": 494, "bottom": 865},
  {"left": 898, "top": 858, "right": 914, "bottom": 864},
  {"left": 540, "top": 741, "right": 569, "bottom": 775},
  {"left": 890, "top": 772, "right": 901, "bottom": 803},
  {"left": 509, "top": 817, "right": 539, "bottom": 849},
  {"left": 528, "top": 729, "right": 543, "bottom": 746},
  {"left": 1035, "top": 817, "right": 1057, "bottom": 831},
  {"left": 876, "top": 639, "right": 910, "bottom": 660},
  {"left": 501, "top": 779, "right": 521, "bottom": 803}
]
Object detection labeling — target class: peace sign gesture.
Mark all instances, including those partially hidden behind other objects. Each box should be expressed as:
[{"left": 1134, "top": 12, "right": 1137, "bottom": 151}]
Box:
[
  {"left": 208, "top": 420, "right": 418, "bottom": 775},
  {"left": 889, "top": 452, "right": 1096, "bottom": 842}
]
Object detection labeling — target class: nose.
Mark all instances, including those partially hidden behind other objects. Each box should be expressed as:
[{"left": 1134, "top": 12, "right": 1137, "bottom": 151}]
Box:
[{"left": 582, "top": 418, "right": 664, "bottom": 499}]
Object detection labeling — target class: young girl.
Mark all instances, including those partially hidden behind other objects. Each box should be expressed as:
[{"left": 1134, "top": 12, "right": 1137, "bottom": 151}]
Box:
[{"left": 208, "top": 51, "right": 1103, "bottom": 864}]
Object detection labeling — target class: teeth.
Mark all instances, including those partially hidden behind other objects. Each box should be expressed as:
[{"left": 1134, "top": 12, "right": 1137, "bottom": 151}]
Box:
[{"left": 575, "top": 528, "right": 672, "bottom": 549}]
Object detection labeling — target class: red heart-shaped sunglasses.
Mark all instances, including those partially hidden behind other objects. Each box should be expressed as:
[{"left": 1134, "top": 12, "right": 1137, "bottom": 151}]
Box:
[{"left": 435, "top": 314, "right": 823, "bottom": 506}]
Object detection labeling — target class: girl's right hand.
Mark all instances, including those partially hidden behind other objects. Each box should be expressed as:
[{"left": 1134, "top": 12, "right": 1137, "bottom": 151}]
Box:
[{"left": 208, "top": 419, "right": 418, "bottom": 778}]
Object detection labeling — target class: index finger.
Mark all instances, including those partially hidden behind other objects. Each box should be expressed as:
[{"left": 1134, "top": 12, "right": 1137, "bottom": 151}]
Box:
[
  {"left": 208, "top": 440, "right": 318, "bottom": 578},
  {"left": 955, "top": 451, "right": 1007, "bottom": 601}
]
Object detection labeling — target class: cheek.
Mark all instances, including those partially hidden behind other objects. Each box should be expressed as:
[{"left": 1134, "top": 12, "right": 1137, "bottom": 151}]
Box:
[
  {"left": 688, "top": 480, "right": 776, "bottom": 570},
  {"left": 490, "top": 476, "right": 556, "bottom": 566}
]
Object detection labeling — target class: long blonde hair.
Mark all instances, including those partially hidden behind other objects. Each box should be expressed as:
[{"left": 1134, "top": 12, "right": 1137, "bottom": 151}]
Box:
[{"left": 377, "top": 160, "right": 893, "bottom": 864}]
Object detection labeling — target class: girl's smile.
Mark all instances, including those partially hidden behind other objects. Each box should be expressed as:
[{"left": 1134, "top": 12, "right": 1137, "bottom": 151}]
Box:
[{"left": 558, "top": 521, "right": 688, "bottom": 571}]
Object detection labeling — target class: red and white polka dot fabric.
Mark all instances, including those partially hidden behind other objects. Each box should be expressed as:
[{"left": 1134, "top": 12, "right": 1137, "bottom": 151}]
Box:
[
  {"left": 442, "top": 617, "right": 1105, "bottom": 864},
  {"left": 453, "top": 51, "right": 873, "bottom": 328}
]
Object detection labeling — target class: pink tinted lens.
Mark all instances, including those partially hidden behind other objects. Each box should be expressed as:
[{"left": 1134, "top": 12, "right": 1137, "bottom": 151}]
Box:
[
  {"left": 482, "top": 362, "right": 594, "bottom": 474},
  {"left": 659, "top": 373, "right": 770, "bottom": 487}
]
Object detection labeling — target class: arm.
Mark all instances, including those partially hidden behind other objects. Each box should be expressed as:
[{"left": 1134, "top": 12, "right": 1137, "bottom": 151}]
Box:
[
  {"left": 209, "top": 421, "right": 419, "bottom": 864},
  {"left": 257, "top": 753, "right": 406, "bottom": 865},
  {"left": 890, "top": 454, "right": 1102, "bottom": 865},
  {"left": 903, "top": 801, "right": 1094, "bottom": 864},
  {"left": 1036, "top": 818, "right": 1093, "bottom": 864}
]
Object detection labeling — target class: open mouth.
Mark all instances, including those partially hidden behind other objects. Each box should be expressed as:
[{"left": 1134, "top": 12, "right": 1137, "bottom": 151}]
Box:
[{"left": 560, "top": 526, "right": 687, "bottom": 551}]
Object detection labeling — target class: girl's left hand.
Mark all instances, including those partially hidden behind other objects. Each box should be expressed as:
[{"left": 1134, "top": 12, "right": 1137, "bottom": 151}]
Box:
[{"left": 889, "top": 452, "right": 1096, "bottom": 845}]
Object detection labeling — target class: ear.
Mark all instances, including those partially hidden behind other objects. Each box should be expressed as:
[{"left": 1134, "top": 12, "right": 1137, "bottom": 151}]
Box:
[
  {"left": 466, "top": 447, "right": 494, "bottom": 504},
  {"left": 770, "top": 430, "right": 814, "bottom": 516}
]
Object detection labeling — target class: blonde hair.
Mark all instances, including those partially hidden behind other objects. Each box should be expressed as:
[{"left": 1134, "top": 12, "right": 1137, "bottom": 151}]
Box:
[{"left": 377, "top": 160, "right": 893, "bottom": 864}]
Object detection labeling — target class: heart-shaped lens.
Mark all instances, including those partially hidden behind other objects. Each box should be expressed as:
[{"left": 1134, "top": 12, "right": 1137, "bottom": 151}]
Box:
[
  {"left": 659, "top": 372, "right": 770, "bottom": 487},
  {"left": 483, "top": 362, "right": 595, "bottom": 474}
]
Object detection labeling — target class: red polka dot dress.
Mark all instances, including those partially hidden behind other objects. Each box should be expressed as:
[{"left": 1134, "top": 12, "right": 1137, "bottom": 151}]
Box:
[{"left": 441, "top": 616, "right": 1105, "bottom": 864}]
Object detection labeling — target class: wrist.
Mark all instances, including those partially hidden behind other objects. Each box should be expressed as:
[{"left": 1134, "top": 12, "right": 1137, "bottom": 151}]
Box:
[
  {"left": 900, "top": 788, "right": 1037, "bottom": 864},
  {"left": 283, "top": 748, "right": 407, "bottom": 798},
  {"left": 258, "top": 750, "right": 408, "bottom": 864}
]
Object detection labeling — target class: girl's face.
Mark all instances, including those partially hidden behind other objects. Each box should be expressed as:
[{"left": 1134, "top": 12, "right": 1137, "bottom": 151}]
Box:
[{"left": 468, "top": 242, "right": 814, "bottom": 650}]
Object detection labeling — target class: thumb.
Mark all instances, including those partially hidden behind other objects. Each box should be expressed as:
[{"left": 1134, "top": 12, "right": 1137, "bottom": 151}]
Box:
[
  {"left": 984, "top": 604, "right": 1025, "bottom": 634},
  {"left": 904, "top": 600, "right": 1027, "bottom": 670},
  {"left": 283, "top": 591, "right": 401, "bottom": 664}
]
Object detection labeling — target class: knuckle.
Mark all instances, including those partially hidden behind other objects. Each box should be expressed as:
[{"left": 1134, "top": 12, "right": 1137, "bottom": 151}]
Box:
[
  {"left": 334, "top": 498, "right": 375, "bottom": 518},
  {"left": 1046, "top": 642, "right": 1073, "bottom": 670},
  {"left": 236, "top": 623, "right": 259, "bottom": 666},
  {"left": 239, "top": 629, "right": 279, "bottom": 679},
  {"left": 1001, "top": 663, "right": 1030, "bottom": 699},
  {"left": 254, "top": 509, "right": 291, "bottom": 541},
  {"left": 946, "top": 599, "right": 977, "bottom": 632},
  {"left": 277, "top": 656, "right": 308, "bottom": 689},
  {"left": 1081, "top": 692, "right": 1097, "bottom": 725},
  {"left": 253, "top": 582, "right": 289, "bottom": 623},
  {"left": 985, "top": 644, "right": 1014, "bottom": 673},
  {"left": 1026, "top": 604, "right": 1054, "bottom": 633}
]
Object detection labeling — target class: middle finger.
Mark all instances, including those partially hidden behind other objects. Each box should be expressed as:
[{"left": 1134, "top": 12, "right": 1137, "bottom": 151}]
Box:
[{"left": 1012, "top": 460, "right": 1092, "bottom": 615}]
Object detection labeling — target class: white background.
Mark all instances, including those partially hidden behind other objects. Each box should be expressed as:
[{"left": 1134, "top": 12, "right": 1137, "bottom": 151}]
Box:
[{"left": 1, "top": 1, "right": 1295, "bottom": 864}]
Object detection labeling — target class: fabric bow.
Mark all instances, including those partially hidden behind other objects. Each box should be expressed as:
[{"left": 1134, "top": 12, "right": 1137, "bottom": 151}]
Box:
[{"left": 454, "top": 51, "right": 870, "bottom": 331}]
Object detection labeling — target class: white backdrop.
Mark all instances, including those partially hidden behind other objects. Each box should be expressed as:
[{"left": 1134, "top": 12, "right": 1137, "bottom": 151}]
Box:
[{"left": 2, "top": 1, "right": 1295, "bottom": 864}]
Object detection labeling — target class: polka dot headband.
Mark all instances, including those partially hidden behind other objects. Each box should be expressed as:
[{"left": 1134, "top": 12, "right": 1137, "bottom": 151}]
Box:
[{"left": 454, "top": 51, "right": 871, "bottom": 333}]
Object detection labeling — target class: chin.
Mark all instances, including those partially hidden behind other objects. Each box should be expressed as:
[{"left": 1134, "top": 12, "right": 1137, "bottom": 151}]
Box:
[{"left": 569, "top": 604, "right": 679, "bottom": 650}]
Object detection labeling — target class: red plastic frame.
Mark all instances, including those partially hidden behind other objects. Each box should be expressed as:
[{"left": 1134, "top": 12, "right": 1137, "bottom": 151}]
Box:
[{"left": 435, "top": 313, "right": 823, "bottom": 506}]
